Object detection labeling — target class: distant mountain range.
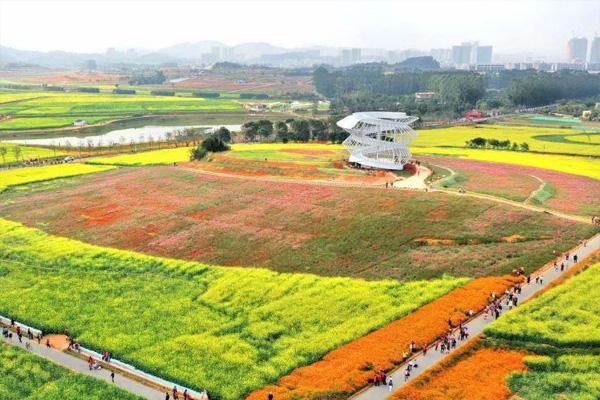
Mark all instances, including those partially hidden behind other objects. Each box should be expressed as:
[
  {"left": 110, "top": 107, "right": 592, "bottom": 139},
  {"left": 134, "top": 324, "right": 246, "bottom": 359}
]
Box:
[{"left": 0, "top": 41, "right": 330, "bottom": 68}]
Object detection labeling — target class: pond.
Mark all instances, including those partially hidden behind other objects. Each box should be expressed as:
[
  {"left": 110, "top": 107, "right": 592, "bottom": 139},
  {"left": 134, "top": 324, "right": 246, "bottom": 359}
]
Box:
[{"left": 5, "top": 124, "right": 241, "bottom": 147}]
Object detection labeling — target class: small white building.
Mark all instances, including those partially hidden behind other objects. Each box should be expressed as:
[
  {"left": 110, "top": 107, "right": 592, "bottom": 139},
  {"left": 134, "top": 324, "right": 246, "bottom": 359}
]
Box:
[
  {"left": 73, "top": 120, "right": 88, "bottom": 127},
  {"left": 415, "top": 92, "right": 436, "bottom": 102}
]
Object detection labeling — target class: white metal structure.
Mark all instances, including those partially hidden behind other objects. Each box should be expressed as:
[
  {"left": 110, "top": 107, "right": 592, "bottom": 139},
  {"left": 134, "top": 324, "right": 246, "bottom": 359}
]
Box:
[{"left": 337, "top": 111, "right": 418, "bottom": 170}]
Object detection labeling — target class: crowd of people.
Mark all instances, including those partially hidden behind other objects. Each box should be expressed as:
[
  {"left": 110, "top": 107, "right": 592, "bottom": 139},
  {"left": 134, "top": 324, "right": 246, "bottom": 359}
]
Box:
[{"left": 367, "top": 246, "right": 583, "bottom": 394}]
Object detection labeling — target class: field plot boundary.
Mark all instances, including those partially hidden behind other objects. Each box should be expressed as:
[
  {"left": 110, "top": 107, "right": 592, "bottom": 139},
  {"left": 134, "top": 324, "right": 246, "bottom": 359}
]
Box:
[{"left": 350, "top": 232, "right": 600, "bottom": 400}]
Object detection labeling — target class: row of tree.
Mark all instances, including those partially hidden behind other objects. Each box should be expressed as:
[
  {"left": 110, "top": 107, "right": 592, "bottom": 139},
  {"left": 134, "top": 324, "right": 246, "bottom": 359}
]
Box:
[
  {"left": 240, "top": 117, "right": 348, "bottom": 143},
  {"left": 314, "top": 65, "right": 600, "bottom": 114},
  {"left": 465, "top": 137, "right": 530, "bottom": 151},
  {"left": 505, "top": 71, "right": 600, "bottom": 107}
]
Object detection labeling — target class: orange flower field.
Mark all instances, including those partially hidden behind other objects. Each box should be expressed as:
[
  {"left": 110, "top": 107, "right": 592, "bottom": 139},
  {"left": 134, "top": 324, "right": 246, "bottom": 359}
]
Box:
[
  {"left": 246, "top": 275, "right": 522, "bottom": 400},
  {"left": 391, "top": 343, "right": 526, "bottom": 400}
]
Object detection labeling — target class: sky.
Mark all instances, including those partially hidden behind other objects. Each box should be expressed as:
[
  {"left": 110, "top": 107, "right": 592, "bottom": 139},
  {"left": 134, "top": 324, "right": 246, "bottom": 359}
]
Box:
[{"left": 1, "top": 0, "right": 599, "bottom": 59}]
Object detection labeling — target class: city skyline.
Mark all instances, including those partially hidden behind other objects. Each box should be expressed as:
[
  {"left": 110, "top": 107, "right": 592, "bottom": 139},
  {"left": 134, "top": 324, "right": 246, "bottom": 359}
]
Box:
[{"left": 1, "top": 0, "right": 599, "bottom": 61}]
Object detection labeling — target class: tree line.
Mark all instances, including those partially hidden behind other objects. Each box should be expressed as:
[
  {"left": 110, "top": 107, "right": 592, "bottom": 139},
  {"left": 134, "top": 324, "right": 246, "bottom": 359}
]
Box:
[
  {"left": 314, "top": 65, "right": 600, "bottom": 115},
  {"left": 466, "top": 137, "right": 529, "bottom": 152},
  {"left": 240, "top": 117, "right": 348, "bottom": 143}
]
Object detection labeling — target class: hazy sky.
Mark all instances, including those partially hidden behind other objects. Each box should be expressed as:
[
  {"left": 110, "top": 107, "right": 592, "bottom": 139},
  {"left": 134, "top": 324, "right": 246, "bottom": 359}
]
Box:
[{"left": 1, "top": 0, "right": 599, "bottom": 58}]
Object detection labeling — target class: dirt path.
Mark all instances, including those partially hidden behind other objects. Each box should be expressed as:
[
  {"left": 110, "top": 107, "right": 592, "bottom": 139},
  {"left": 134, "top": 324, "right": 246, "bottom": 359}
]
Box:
[
  {"left": 392, "top": 165, "right": 431, "bottom": 189},
  {"left": 352, "top": 232, "right": 600, "bottom": 400},
  {"left": 524, "top": 175, "right": 546, "bottom": 204},
  {"left": 180, "top": 165, "right": 592, "bottom": 225}
]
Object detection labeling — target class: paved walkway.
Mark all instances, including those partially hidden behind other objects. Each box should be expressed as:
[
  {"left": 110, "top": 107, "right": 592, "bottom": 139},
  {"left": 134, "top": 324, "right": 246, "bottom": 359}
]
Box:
[
  {"left": 352, "top": 232, "right": 600, "bottom": 400},
  {"left": 1, "top": 333, "right": 166, "bottom": 400}
]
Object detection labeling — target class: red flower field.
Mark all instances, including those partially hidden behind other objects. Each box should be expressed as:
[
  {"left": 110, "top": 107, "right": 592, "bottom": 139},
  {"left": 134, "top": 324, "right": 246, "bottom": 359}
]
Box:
[
  {"left": 0, "top": 166, "right": 592, "bottom": 280},
  {"left": 420, "top": 155, "right": 600, "bottom": 215}
]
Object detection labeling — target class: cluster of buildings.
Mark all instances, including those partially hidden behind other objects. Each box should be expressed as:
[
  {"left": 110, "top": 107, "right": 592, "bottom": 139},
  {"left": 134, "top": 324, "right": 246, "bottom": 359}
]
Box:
[{"left": 567, "top": 37, "right": 600, "bottom": 63}]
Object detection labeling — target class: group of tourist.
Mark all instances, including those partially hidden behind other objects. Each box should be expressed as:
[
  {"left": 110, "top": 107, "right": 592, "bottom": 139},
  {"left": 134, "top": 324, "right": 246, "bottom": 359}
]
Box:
[{"left": 166, "top": 386, "right": 209, "bottom": 400}]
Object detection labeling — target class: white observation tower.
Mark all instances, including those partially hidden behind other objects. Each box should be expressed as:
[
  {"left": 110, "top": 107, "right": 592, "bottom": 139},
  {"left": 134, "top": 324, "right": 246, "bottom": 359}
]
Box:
[{"left": 337, "top": 111, "right": 418, "bottom": 170}]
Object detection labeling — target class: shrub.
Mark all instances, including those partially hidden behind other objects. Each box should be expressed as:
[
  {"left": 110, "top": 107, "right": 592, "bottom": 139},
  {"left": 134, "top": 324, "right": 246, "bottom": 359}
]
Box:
[
  {"left": 112, "top": 88, "right": 136, "bottom": 95},
  {"left": 150, "top": 90, "right": 175, "bottom": 96},
  {"left": 193, "top": 91, "right": 220, "bottom": 98},
  {"left": 190, "top": 146, "right": 208, "bottom": 161},
  {"left": 201, "top": 135, "right": 230, "bottom": 152}
]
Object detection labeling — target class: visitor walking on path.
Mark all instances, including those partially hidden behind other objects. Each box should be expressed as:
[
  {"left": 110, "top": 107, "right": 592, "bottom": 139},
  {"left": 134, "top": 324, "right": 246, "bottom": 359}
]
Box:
[{"left": 353, "top": 233, "right": 600, "bottom": 400}]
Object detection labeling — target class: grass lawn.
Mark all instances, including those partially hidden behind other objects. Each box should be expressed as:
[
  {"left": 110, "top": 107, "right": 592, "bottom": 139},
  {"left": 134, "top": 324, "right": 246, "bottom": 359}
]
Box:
[
  {"left": 0, "top": 167, "right": 593, "bottom": 281},
  {"left": 0, "top": 218, "right": 467, "bottom": 400},
  {"left": 0, "top": 344, "right": 143, "bottom": 400},
  {"left": 0, "top": 163, "right": 116, "bottom": 192}
]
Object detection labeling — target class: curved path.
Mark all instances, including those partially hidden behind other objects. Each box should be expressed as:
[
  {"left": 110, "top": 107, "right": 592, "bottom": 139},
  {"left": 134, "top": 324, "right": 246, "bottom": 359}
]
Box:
[
  {"left": 352, "top": 232, "right": 600, "bottom": 400},
  {"left": 182, "top": 165, "right": 592, "bottom": 225}
]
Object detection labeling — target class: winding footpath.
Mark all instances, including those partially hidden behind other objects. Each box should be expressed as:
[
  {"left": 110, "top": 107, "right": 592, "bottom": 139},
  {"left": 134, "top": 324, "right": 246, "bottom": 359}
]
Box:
[
  {"left": 182, "top": 165, "right": 592, "bottom": 225},
  {"left": 351, "top": 232, "right": 600, "bottom": 400}
]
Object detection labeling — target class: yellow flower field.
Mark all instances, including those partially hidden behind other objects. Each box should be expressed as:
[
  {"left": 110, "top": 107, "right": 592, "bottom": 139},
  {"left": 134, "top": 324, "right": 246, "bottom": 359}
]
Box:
[
  {"left": 411, "top": 147, "right": 600, "bottom": 181},
  {"left": 413, "top": 124, "right": 599, "bottom": 157},
  {"left": 87, "top": 146, "right": 193, "bottom": 166},
  {"left": 0, "top": 163, "right": 116, "bottom": 192}
]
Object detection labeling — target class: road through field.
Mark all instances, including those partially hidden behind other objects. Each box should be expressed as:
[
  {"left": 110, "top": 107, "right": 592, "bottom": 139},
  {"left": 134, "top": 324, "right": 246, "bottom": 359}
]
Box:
[
  {"left": 351, "top": 232, "right": 600, "bottom": 400},
  {"left": 1, "top": 333, "right": 165, "bottom": 400}
]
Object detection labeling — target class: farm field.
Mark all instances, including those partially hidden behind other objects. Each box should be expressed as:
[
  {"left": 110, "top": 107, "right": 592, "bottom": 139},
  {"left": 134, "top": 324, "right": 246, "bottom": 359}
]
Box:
[
  {"left": 481, "top": 260, "right": 600, "bottom": 399},
  {"left": 0, "top": 163, "right": 116, "bottom": 192},
  {"left": 411, "top": 146, "right": 600, "bottom": 180},
  {"left": 247, "top": 275, "right": 521, "bottom": 400},
  {"left": 0, "top": 90, "right": 242, "bottom": 131},
  {"left": 421, "top": 155, "right": 600, "bottom": 215},
  {"left": 0, "top": 218, "right": 468, "bottom": 400},
  {"left": 0, "top": 344, "right": 142, "bottom": 400},
  {"left": 0, "top": 166, "right": 594, "bottom": 281},
  {"left": 88, "top": 146, "right": 193, "bottom": 166},
  {"left": 485, "top": 260, "right": 600, "bottom": 350},
  {"left": 0, "top": 116, "right": 116, "bottom": 130},
  {"left": 390, "top": 343, "right": 526, "bottom": 400},
  {"left": 508, "top": 355, "right": 600, "bottom": 400},
  {"left": 0, "top": 142, "right": 66, "bottom": 163},
  {"left": 194, "top": 143, "right": 393, "bottom": 183},
  {"left": 414, "top": 124, "right": 599, "bottom": 157}
]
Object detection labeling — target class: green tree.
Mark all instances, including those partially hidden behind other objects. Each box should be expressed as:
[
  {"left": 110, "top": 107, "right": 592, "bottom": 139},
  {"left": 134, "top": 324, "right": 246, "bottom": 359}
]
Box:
[
  {"left": 520, "top": 142, "right": 530, "bottom": 152},
  {"left": 291, "top": 119, "right": 311, "bottom": 142},
  {"left": 0, "top": 146, "right": 6, "bottom": 165},
  {"left": 242, "top": 122, "right": 259, "bottom": 142},
  {"left": 257, "top": 120, "right": 273, "bottom": 140},
  {"left": 214, "top": 127, "right": 232, "bottom": 143},
  {"left": 202, "top": 135, "right": 230, "bottom": 152},
  {"left": 309, "top": 119, "right": 327, "bottom": 141},
  {"left": 275, "top": 121, "right": 289, "bottom": 143},
  {"left": 12, "top": 145, "right": 21, "bottom": 162},
  {"left": 190, "top": 146, "right": 208, "bottom": 161}
]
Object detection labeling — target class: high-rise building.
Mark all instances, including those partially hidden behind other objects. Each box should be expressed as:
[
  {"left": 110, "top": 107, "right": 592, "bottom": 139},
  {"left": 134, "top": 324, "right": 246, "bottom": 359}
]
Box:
[
  {"left": 351, "top": 48, "right": 362, "bottom": 63},
  {"left": 340, "top": 48, "right": 362, "bottom": 65},
  {"left": 590, "top": 37, "right": 600, "bottom": 63},
  {"left": 476, "top": 46, "right": 493, "bottom": 64},
  {"left": 452, "top": 43, "right": 471, "bottom": 66},
  {"left": 567, "top": 37, "right": 588, "bottom": 63}
]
